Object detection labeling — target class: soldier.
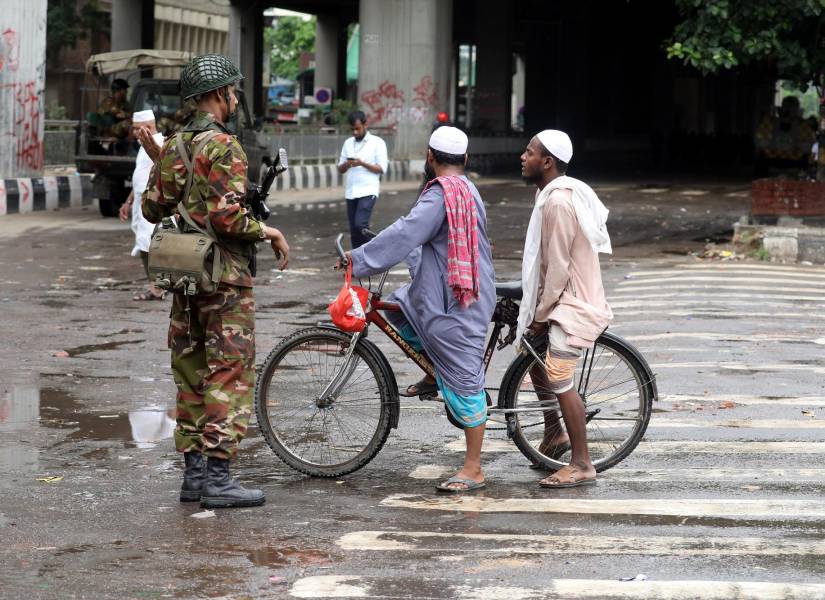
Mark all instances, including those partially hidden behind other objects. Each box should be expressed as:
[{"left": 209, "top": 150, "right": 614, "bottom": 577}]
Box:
[
  {"left": 142, "top": 54, "right": 290, "bottom": 509},
  {"left": 96, "top": 78, "right": 132, "bottom": 139}
]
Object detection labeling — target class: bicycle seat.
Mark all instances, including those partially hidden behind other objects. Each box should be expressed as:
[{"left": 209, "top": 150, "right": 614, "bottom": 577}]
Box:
[{"left": 495, "top": 280, "right": 523, "bottom": 299}]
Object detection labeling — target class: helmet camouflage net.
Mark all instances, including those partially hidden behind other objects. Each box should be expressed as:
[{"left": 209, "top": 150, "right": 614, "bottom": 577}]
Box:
[{"left": 179, "top": 54, "right": 243, "bottom": 100}]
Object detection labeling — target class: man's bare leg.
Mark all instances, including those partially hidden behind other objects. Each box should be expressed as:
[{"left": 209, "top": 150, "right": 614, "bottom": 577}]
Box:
[
  {"left": 540, "top": 387, "right": 596, "bottom": 484},
  {"left": 442, "top": 423, "right": 485, "bottom": 490},
  {"left": 529, "top": 364, "right": 569, "bottom": 451}
]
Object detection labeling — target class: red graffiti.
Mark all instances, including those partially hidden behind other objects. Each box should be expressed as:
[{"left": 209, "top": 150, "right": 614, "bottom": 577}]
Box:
[
  {"left": 1, "top": 81, "right": 44, "bottom": 171},
  {"left": 18, "top": 179, "right": 29, "bottom": 204},
  {"left": 0, "top": 28, "right": 19, "bottom": 73},
  {"left": 360, "top": 81, "right": 405, "bottom": 130},
  {"left": 412, "top": 76, "right": 438, "bottom": 108}
]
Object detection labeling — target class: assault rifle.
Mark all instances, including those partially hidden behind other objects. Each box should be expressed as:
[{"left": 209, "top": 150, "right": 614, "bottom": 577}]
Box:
[
  {"left": 246, "top": 147, "right": 289, "bottom": 221},
  {"left": 245, "top": 148, "right": 288, "bottom": 277}
]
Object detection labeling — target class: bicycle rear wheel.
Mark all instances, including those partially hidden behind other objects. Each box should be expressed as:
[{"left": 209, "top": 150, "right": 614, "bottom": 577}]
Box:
[
  {"left": 500, "top": 331, "right": 654, "bottom": 472},
  {"left": 254, "top": 327, "right": 394, "bottom": 477}
]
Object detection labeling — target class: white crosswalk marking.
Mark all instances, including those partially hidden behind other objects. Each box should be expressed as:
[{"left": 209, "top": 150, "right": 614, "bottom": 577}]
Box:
[
  {"left": 379, "top": 496, "right": 825, "bottom": 518},
  {"left": 409, "top": 465, "right": 825, "bottom": 482},
  {"left": 290, "top": 576, "right": 825, "bottom": 599},
  {"left": 319, "top": 261, "right": 825, "bottom": 597},
  {"left": 337, "top": 530, "right": 825, "bottom": 556},
  {"left": 662, "top": 394, "right": 825, "bottom": 406},
  {"left": 446, "top": 439, "right": 825, "bottom": 453}
]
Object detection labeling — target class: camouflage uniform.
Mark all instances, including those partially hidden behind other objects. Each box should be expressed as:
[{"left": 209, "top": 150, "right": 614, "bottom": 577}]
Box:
[
  {"left": 143, "top": 110, "right": 264, "bottom": 460},
  {"left": 97, "top": 95, "right": 132, "bottom": 138},
  {"left": 157, "top": 99, "right": 198, "bottom": 136}
]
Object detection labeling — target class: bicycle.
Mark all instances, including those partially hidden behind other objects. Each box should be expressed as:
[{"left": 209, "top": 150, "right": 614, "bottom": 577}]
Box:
[{"left": 254, "top": 234, "right": 658, "bottom": 478}]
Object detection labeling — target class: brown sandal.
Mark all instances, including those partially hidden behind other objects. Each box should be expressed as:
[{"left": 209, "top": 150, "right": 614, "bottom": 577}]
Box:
[
  {"left": 399, "top": 378, "right": 438, "bottom": 397},
  {"left": 539, "top": 466, "right": 596, "bottom": 489}
]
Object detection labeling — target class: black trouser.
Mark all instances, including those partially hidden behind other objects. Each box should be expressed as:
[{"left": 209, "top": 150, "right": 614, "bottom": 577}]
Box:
[{"left": 346, "top": 195, "right": 377, "bottom": 249}]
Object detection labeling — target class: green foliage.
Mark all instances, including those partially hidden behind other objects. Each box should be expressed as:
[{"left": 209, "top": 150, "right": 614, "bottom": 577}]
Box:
[
  {"left": 754, "top": 246, "right": 771, "bottom": 262},
  {"left": 666, "top": 0, "right": 825, "bottom": 89},
  {"left": 46, "top": 0, "right": 108, "bottom": 62},
  {"left": 324, "top": 98, "right": 355, "bottom": 129},
  {"left": 264, "top": 16, "right": 316, "bottom": 80}
]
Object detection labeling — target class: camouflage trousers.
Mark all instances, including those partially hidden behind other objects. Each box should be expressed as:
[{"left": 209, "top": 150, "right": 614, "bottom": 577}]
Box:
[{"left": 169, "top": 283, "right": 255, "bottom": 459}]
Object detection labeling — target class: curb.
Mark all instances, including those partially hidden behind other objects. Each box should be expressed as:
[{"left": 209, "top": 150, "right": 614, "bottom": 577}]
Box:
[
  {"left": 0, "top": 174, "right": 93, "bottom": 217},
  {"left": 272, "top": 160, "right": 412, "bottom": 192},
  {"left": 734, "top": 222, "right": 825, "bottom": 264}
]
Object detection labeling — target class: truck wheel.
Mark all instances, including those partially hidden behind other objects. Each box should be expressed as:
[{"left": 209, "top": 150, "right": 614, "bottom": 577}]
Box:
[{"left": 98, "top": 197, "right": 119, "bottom": 217}]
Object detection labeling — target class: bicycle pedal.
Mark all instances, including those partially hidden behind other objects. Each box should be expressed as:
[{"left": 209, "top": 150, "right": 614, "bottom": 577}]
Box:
[{"left": 419, "top": 392, "right": 438, "bottom": 400}]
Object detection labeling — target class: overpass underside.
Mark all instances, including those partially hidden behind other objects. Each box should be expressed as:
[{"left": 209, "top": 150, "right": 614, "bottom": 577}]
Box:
[{"left": 116, "top": 0, "right": 772, "bottom": 173}]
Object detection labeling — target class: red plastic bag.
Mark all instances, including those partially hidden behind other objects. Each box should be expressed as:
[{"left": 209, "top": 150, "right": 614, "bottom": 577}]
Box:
[{"left": 328, "top": 263, "right": 370, "bottom": 332}]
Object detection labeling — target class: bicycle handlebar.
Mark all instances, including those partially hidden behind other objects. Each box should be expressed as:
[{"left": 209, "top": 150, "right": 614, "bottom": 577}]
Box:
[{"left": 335, "top": 233, "right": 348, "bottom": 267}]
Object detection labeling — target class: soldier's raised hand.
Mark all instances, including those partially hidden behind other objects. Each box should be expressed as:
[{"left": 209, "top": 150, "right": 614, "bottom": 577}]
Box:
[{"left": 137, "top": 126, "right": 163, "bottom": 162}]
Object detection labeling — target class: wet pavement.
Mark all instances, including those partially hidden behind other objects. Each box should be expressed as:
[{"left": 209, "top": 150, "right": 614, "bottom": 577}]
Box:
[{"left": 2, "top": 177, "right": 825, "bottom": 599}]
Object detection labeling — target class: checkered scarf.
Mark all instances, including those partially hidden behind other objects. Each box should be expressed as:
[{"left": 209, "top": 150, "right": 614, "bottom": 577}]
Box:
[{"left": 425, "top": 175, "right": 479, "bottom": 308}]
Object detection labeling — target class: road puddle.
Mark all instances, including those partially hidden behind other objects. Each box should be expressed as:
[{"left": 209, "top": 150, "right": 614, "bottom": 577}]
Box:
[
  {"left": 62, "top": 339, "right": 144, "bottom": 357},
  {"left": 0, "top": 384, "right": 174, "bottom": 470},
  {"left": 260, "top": 300, "right": 308, "bottom": 310},
  {"left": 246, "top": 546, "right": 331, "bottom": 567}
]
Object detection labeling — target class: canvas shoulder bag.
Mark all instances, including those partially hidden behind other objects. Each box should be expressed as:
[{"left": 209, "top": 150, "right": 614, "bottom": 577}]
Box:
[{"left": 148, "top": 130, "right": 223, "bottom": 296}]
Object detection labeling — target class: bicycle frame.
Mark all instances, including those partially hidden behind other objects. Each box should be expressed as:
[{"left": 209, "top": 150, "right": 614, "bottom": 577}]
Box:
[{"left": 365, "top": 272, "right": 505, "bottom": 380}]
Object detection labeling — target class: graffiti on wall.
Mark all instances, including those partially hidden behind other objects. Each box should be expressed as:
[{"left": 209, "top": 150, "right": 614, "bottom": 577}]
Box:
[
  {"left": 0, "top": 4, "right": 46, "bottom": 178},
  {"left": 0, "top": 28, "right": 19, "bottom": 73},
  {"left": 362, "top": 76, "right": 440, "bottom": 127},
  {"left": 1, "top": 81, "right": 43, "bottom": 171},
  {"left": 409, "top": 76, "right": 439, "bottom": 124},
  {"left": 361, "top": 81, "right": 406, "bottom": 130}
]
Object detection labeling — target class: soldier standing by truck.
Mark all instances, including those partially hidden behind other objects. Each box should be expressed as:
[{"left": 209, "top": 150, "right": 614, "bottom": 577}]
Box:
[
  {"left": 95, "top": 78, "right": 132, "bottom": 140},
  {"left": 142, "top": 54, "right": 290, "bottom": 509}
]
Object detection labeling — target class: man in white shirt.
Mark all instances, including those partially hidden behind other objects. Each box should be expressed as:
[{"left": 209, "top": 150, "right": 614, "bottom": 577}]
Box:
[
  {"left": 337, "top": 110, "right": 389, "bottom": 248},
  {"left": 118, "top": 109, "right": 167, "bottom": 300}
]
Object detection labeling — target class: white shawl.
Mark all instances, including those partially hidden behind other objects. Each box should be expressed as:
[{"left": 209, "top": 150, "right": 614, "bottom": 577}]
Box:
[{"left": 516, "top": 176, "right": 612, "bottom": 342}]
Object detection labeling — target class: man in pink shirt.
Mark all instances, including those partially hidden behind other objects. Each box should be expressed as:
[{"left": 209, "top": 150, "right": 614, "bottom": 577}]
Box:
[{"left": 518, "top": 129, "right": 613, "bottom": 488}]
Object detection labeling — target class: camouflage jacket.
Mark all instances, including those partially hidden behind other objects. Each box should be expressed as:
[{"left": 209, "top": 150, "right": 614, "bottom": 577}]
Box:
[
  {"left": 97, "top": 96, "right": 131, "bottom": 119},
  {"left": 142, "top": 111, "right": 265, "bottom": 288}
]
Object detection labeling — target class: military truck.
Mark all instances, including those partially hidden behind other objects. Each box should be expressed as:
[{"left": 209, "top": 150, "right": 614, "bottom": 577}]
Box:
[{"left": 76, "top": 50, "right": 272, "bottom": 217}]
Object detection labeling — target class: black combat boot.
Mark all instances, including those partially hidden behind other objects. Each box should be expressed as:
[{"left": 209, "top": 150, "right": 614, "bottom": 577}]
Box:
[
  {"left": 179, "top": 452, "right": 206, "bottom": 502},
  {"left": 199, "top": 457, "right": 265, "bottom": 509}
]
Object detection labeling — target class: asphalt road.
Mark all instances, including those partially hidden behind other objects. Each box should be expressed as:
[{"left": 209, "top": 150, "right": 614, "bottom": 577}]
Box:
[{"left": 2, "top": 178, "right": 825, "bottom": 599}]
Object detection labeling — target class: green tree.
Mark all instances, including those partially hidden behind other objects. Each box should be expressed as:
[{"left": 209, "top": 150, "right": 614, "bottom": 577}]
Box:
[
  {"left": 666, "top": 0, "right": 825, "bottom": 178},
  {"left": 46, "top": 0, "right": 109, "bottom": 62},
  {"left": 264, "top": 15, "right": 316, "bottom": 81}
]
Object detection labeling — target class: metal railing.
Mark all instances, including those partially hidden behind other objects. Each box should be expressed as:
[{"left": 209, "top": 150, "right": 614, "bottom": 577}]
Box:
[{"left": 256, "top": 130, "right": 398, "bottom": 165}]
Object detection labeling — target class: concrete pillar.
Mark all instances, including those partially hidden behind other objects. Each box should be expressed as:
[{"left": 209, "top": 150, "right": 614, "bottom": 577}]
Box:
[
  {"left": 0, "top": 0, "right": 47, "bottom": 178},
  {"left": 472, "top": 0, "right": 512, "bottom": 132},
  {"left": 229, "top": 1, "right": 263, "bottom": 116},
  {"left": 111, "top": 0, "right": 143, "bottom": 51},
  {"left": 315, "top": 14, "right": 339, "bottom": 94},
  {"left": 358, "top": 0, "right": 453, "bottom": 160}
]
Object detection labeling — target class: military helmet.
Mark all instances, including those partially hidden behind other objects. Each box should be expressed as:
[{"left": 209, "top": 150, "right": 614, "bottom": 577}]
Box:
[{"left": 179, "top": 54, "right": 243, "bottom": 100}]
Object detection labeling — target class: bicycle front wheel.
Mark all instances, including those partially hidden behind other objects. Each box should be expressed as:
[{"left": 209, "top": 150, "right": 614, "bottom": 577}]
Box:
[
  {"left": 500, "top": 331, "right": 654, "bottom": 472},
  {"left": 254, "top": 327, "right": 394, "bottom": 477}
]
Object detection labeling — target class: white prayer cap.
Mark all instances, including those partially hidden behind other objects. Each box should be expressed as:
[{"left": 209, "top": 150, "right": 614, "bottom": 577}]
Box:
[
  {"left": 536, "top": 129, "right": 573, "bottom": 163},
  {"left": 429, "top": 126, "right": 468, "bottom": 155},
  {"left": 132, "top": 109, "right": 155, "bottom": 123}
]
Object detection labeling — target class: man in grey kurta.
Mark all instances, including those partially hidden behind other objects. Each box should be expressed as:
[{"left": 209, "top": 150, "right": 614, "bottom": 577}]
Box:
[{"left": 349, "top": 126, "right": 495, "bottom": 492}]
